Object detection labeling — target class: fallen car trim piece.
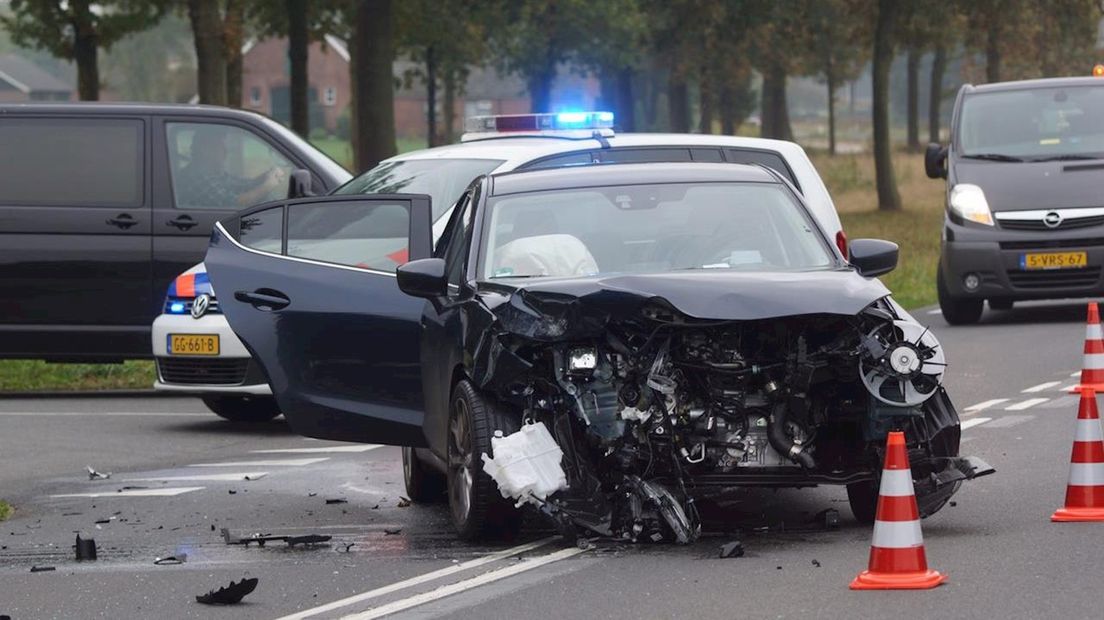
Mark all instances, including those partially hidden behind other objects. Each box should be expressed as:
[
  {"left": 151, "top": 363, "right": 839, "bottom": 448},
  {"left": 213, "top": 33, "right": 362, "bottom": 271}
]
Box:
[
  {"left": 274, "top": 537, "right": 558, "bottom": 620},
  {"left": 338, "top": 547, "right": 586, "bottom": 620}
]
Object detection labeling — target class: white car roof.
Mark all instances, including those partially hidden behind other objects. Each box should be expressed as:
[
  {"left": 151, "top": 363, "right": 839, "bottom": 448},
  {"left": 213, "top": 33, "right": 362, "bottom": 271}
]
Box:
[{"left": 385, "top": 133, "right": 842, "bottom": 236}]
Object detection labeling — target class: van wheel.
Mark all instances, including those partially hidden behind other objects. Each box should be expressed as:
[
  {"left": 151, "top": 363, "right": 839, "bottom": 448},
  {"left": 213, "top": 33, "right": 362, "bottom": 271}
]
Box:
[
  {"left": 937, "top": 267, "right": 983, "bottom": 325},
  {"left": 988, "top": 299, "right": 1013, "bottom": 311},
  {"left": 847, "top": 480, "right": 878, "bottom": 524},
  {"left": 202, "top": 395, "right": 280, "bottom": 422},
  {"left": 403, "top": 446, "right": 446, "bottom": 503},
  {"left": 447, "top": 380, "right": 522, "bottom": 541}
]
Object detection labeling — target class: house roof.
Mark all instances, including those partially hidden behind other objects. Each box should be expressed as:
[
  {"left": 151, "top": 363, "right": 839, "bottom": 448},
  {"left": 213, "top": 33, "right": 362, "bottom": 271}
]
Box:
[{"left": 0, "top": 55, "right": 71, "bottom": 94}]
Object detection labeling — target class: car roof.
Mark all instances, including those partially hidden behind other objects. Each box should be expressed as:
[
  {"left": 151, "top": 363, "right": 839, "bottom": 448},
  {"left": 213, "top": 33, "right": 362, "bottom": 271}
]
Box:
[
  {"left": 488, "top": 162, "right": 778, "bottom": 196},
  {"left": 386, "top": 132, "right": 810, "bottom": 169},
  {"left": 964, "top": 76, "right": 1104, "bottom": 94},
  {"left": 0, "top": 101, "right": 271, "bottom": 122}
]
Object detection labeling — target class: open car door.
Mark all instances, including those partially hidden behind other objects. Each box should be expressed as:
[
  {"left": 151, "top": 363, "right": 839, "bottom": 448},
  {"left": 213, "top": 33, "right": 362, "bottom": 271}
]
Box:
[{"left": 205, "top": 194, "right": 432, "bottom": 446}]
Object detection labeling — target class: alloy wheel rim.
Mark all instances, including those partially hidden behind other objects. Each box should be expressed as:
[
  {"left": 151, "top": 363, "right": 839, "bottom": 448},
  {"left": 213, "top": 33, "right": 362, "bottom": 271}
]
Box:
[{"left": 448, "top": 398, "right": 473, "bottom": 524}]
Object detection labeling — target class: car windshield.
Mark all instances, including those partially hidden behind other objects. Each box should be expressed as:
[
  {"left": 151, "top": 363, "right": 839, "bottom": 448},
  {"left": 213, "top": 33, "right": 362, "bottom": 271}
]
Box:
[
  {"left": 335, "top": 158, "right": 503, "bottom": 221},
  {"left": 959, "top": 85, "right": 1104, "bottom": 160},
  {"left": 480, "top": 182, "right": 833, "bottom": 280}
]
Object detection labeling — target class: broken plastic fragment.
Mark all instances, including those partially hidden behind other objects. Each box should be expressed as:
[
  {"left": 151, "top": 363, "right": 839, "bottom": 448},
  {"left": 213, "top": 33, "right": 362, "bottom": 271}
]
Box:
[
  {"left": 86, "top": 466, "right": 111, "bottom": 480},
  {"left": 30, "top": 566, "right": 55, "bottom": 573},
  {"left": 397, "top": 497, "right": 411, "bottom": 508},
  {"left": 195, "top": 578, "right": 259, "bottom": 605},
  {"left": 325, "top": 498, "right": 348, "bottom": 505},
  {"left": 75, "top": 534, "right": 97, "bottom": 561},
  {"left": 718, "top": 541, "right": 744, "bottom": 558},
  {"left": 481, "top": 422, "right": 567, "bottom": 508},
  {"left": 284, "top": 534, "right": 331, "bottom": 546},
  {"left": 154, "top": 554, "right": 186, "bottom": 565}
]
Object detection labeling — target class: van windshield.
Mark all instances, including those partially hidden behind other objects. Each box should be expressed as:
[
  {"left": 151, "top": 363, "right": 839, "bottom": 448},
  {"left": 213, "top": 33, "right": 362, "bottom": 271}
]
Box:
[{"left": 959, "top": 85, "right": 1104, "bottom": 161}]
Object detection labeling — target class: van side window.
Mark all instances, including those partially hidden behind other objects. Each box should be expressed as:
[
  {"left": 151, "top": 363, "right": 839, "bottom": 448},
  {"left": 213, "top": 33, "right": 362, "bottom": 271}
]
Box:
[
  {"left": 166, "top": 122, "right": 295, "bottom": 210},
  {"left": 0, "top": 118, "right": 143, "bottom": 207}
]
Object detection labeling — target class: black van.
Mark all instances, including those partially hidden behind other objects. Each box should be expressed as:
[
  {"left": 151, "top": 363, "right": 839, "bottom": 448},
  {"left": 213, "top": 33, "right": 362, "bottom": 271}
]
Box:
[
  {"left": 0, "top": 103, "right": 351, "bottom": 361},
  {"left": 926, "top": 77, "right": 1104, "bottom": 324}
]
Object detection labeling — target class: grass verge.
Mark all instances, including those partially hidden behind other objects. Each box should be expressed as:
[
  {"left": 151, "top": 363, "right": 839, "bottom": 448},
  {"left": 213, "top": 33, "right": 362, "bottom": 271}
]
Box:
[
  {"left": 811, "top": 150, "right": 944, "bottom": 309},
  {"left": 0, "top": 360, "right": 154, "bottom": 392},
  {"left": 0, "top": 500, "right": 12, "bottom": 521}
]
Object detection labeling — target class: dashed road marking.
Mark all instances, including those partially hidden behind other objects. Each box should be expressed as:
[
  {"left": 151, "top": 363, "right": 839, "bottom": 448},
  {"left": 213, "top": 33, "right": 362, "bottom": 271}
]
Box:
[
  {"left": 123, "top": 472, "right": 268, "bottom": 482},
  {"left": 1005, "top": 398, "right": 1049, "bottom": 411},
  {"left": 338, "top": 547, "right": 587, "bottom": 620},
  {"left": 982, "top": 414, "right": 1034, "bottom": 429},
  {"left": 1061, "top": 384, "right": 1080, "bottom": 392},
  {"left": 1072, "top": 371, "right": 1083, "bottom": 378},
  {"left": 1023, "top": 381, "right": 1061, "bottom": 393},
  {"left": 189, "top": 458, "right": 329, "bottom": 467},
  {"left": 927, "top": 309, "right": 942, "bottom": 315},
  {"left": 275, "top": 537, "right": 558, "bottom": 620},
  {"left": 961, "top": 417, "right": 991, "bottom": 430},
  {"left": 964, "top": 399, "right": 1009, "bottom": 413},
  {"left": 51, "top": 487, "right": 205, "bottom": 498},
  {"left": 251, "top": 445, "right": 382, "bottom": 454}
]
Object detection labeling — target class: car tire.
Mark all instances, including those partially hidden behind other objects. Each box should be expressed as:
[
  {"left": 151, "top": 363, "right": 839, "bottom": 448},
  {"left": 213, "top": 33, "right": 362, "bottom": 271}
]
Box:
[
  {"left": 201, "top": 395, "right": 280, "bottom": 422},
  {"left": 846, "top": 480, "right": 879, "bottom": 524},
  {"left": 447, "top": 380, "right": 522, "bottom": 541},
  {"left": 988, "top": 299, "right": 1013, "bottom": 311},
  {"left": 403, "top": 446, "right": 447, "bottom": 503},
  {"left": 937, "top": 267, "right": 983, "bottom": 325}
]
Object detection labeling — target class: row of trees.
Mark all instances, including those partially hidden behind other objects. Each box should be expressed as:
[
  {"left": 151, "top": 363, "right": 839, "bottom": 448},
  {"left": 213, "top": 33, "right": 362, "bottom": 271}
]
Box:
[{"left": 4, "top": 1, "right": 1102, "bottom": 208}]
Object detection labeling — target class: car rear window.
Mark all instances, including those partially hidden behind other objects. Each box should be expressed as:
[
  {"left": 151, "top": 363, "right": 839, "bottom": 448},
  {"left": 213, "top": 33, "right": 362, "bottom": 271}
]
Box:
[
  {"left": 724, "top": 148, "right": 799, "bottom": 189},
  {"left": 0, "top": 117, "right": 144, "bottom": 207},
  {"left": 335, "top": 158, "right": 502, "bottom": 222}
]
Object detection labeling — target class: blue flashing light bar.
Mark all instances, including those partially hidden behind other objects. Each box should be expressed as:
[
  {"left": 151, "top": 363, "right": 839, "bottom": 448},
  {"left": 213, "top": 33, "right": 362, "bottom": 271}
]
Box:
[
  {"left": 169, "top": 301, "right": 186, "bottom": 314},
  {"left": 465, "top": 111, "right": 615, "bottom": 134}
]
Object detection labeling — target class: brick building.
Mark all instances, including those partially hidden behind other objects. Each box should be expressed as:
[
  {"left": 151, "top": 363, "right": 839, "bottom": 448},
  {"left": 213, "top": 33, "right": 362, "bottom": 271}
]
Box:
[{"left": 0, "top": 54, "right": 72, "bottom": 103}]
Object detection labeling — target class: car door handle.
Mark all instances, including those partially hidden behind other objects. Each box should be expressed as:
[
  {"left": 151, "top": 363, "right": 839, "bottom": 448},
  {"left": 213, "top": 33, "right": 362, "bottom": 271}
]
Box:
[
  {"left": 167, "top": 215, "right": 198, "bottom": 231},
  {"left": 106, "top": 213, "right": 138, "bottom": 229},
  {"left": 234, "top": 289, "right": 290, "bottom": 311}
]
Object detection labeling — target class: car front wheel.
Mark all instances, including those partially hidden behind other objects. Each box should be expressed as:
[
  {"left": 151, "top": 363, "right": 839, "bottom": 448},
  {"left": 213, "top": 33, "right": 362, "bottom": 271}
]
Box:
[
  {"left": 447, "top": 380, "right": 522, "bottom": 541},
  {"left": 937, "top": 267, "right": 983, "bottom": 325},
  {"left": 403, "top": 446, "right": 446, "bottom": 503},
  {"left": 201, "top": 395, "right": 280, "bottom": 422}
]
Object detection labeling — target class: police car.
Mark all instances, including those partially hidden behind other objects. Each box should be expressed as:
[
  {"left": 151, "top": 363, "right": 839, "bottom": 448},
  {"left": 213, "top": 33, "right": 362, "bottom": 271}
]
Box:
[{"left": 161, "top": 112, "right": 847, "bottom": 421}]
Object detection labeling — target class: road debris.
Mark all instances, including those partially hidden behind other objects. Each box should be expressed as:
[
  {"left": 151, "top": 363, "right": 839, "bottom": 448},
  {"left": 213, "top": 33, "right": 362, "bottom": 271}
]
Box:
[
  {"left": 86, "top": 466, "right": 111, "bottom": 480},
  {"left": 117, "top": 486, "right": 148, "bottom": 492},
  {"left": 384, "top": 527, "right": 402, "bottom": 535},
  {"left": 812, "top": 559, "right": 821, "bottom": 567},
  {"left": 243, "top": 473, "right": 266, "bottom": 481},
  {"left": 30, "top": 566, "right": 56, "bottom": 572},
  {"left": 221, "top": 528, "right": 331, "bottom": 548},
  {"left": 397, "top": 497, "right": 411, "bottom": 508},
  {"left": 195, "top": 578, "right": 259, "bottom": 605},
  {"left": 154, "top": 554, "right": 187, "bottom": 565},
  {"left": 718, "top": 541, "right": 744, "bottom": 559},
  {"left": 285, "top": 534, "right": 331, "bottom": 546},
  {"left": 341, "top": 543, "right": 356, "bottom": 552},
  {"left": 325, "top": 498, "right": 347, "bottom": 505},
  {"left": 814, "top": 508, "right": 840, "bottom": 530},
  {"left": 75, "top": 534, "right": 97, "bottom": 561}
]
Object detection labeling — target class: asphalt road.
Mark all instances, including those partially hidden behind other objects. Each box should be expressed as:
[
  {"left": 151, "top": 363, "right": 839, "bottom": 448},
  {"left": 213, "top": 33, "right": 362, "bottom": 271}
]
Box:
[{"left": 2, "top": 299, "right": 1102, "bottom": 619}]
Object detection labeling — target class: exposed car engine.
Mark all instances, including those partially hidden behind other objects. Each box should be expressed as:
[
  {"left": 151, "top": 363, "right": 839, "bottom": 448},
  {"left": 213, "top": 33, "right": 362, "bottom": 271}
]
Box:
[{"left": 478, "top": 296, "right": 980, "bottom": 544}]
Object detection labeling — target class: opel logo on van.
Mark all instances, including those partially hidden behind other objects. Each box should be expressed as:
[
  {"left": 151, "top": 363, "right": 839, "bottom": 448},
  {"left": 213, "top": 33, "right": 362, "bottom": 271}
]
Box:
[
  {"left": 1043, "top": 211, "right": 1063, "bottom": 228},
  {"left": 191, "top": 294, "right": 211, "bottom": 319}
]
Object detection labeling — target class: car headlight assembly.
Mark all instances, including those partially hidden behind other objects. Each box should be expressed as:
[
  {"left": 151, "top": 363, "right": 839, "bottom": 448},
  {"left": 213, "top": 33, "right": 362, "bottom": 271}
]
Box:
[{"left": 948, "top": 183, "right": 994, "bottom": 226}]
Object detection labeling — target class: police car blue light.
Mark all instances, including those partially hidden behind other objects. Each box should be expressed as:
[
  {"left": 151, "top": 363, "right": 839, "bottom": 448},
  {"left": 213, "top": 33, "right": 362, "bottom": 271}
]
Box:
[{"left": 169, "top": 301, "right": 186, "bottom": 314}]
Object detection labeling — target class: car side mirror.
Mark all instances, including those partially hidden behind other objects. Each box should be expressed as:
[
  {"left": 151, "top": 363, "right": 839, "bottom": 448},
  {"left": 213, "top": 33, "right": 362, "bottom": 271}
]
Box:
[
  {"left": 849, "top": 238, "right": 898, "bottom": 278},
  {"left": 287, "top": 169, "right": 313, "bottom": 198},
  {"left": 397, "top": 258, "right": 447, "bottom": 298},
  {"left": 924, "top": 143, "right": 947, "bottom": 179}
]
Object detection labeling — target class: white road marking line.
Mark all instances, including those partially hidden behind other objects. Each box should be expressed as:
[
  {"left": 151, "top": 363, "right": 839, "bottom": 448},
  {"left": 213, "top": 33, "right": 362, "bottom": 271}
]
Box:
[
  {"left": 964, "top": 399, "right": 1008, "bottom": 413},
  {"left": 1023, "top": 381, "right": 1061, "bottom": 393},
  {"left": 0, "top": 411, "right": 208, "bottom": 417},
  {"left": 961, "top": 417, "right": 991, "bottom": 430},
  {"left": 1061, "top": 384, "right": 1080, "bottom": 392},
  {"left": 982, "top": 414, "right": 1034, "bottom": 429},
  {"left": 275, "top": 538, "right": 557, "bottom": 620},
  {"left": 189, "top": 458, "right": 329, "bottom": 467},
  {"left": 51, "top": 487, "right": 205, "bottom": 498},
  {"left": 251, "top": 445, "right": 382, "bottom": 454},
  {"left": 338, "top": 547, "right": 586, "bottom": 620},
  {"left": 123, "top": 472, "right": 268, "bottom": 482},
  {"left": 927, "top": 309, "right": 942, "bottom": 315},
  {"left": 1072, "top": 371, "right": 1083, "bottom": 378},
  {"left": 1005, "top": 398, "right": 1050, "bottom": 411}
]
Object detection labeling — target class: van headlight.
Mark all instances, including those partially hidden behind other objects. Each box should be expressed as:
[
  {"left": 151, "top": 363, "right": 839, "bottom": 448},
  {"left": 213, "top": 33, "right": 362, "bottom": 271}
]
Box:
[{"left": 949, "top": 184, "right": 994, "bottom": 226}]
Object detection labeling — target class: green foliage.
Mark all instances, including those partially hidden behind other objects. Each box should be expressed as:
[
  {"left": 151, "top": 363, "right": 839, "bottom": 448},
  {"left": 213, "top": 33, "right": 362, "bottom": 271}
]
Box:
[
  {"left": 1, "top": 0, "right": 167, "bottom": 60},
  {"left": 0, "top": 360, "right": 154, "bottom": 392},
  {"left": 0, "top": 500, "right": 11, "bottom": 522}
]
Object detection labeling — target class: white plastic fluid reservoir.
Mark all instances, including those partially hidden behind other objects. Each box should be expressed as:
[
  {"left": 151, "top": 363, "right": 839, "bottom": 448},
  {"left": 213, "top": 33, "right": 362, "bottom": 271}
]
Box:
[{"left": 481, "top": 422, "right": 567, "bottom": 507}]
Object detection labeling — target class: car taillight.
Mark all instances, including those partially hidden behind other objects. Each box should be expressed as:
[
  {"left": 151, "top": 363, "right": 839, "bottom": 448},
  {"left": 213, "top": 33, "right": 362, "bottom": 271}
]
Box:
[{"left": 836, "top": 230, "right": 849, "bottom": 259}]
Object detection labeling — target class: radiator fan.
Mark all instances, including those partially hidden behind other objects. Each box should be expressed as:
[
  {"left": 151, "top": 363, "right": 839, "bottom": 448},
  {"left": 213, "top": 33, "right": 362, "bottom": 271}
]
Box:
[{"left": 859, "top": 320, "right": 945, "bottom": 407}]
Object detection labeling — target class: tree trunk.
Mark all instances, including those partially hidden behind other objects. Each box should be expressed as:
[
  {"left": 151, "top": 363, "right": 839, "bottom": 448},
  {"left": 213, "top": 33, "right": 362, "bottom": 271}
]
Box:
[
  {"left": 188, "top": 0, "right": 227, "bottom": 105},
  {"left": 698, "top": 69, "right": 714, "bottom": 134},
  {"left": 351, "top": 0, "right": 396, "bottom": 172},
  {"left": 760, "top": 65, "right": 792, "bottom": 141},
  {"left": 287, "top": 0, "right": 310, "bottom": 137},
  {"left": 720, "top": 81, "right": 735, "bottom": 135},
  {"left": 527, "top": 62, "right": 555, "bottom": 113},
  {"left": 928, "top": 44, "right": 946, "bottom": 143},
  {"left": 827, "top": 71, "right": 837, "bottom": 156},
  {"left": 442, "top": 69, "right": 457, "bottom": 143},
  {"left": 616, "top": 67, "right": 635, "bottom": 132},
  {"left": 425, "top": 46, "right": 438, "bottom": 146},
  {"left": 906, "top": 47, "right": 920, "bottom": 152},
  {"left": 985, "top": 18, "right": 1002, "bottom": 83},
  {"left": 71, "top": 3, "right": 99, "bottom": 101},
  {"left": 224, "top": 0, "right": 243, "bottom": 108},
  {"left": 872, "top": 0, "right": 901, "bottom": 211},
  {"left": 667, "top": 72, "right": 690, "bottom": 133}
]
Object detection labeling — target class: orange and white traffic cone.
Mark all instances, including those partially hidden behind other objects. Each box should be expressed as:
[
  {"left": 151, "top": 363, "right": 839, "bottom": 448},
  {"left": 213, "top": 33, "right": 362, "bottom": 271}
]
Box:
[
  {"left": 1052, "top": 388, "right": 1104, "bottom": 522},
  {"left": 850, "top": 431, "right": 947, "bottom": 590},
  {"left": 1073, "top": 302, "right": 1104, "bottom": 394}
]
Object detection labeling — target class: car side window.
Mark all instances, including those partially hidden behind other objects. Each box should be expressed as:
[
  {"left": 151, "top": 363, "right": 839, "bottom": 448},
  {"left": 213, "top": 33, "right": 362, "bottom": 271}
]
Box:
[
  {"left": 240, "top": 205, "right": 284, "bottom": 253},
  {"left": 724, "top": 148, "right": 800, "bottom": 190},
  {"left": 442, "top": 193, "right": 474, "bottom": 287},
  {"left": 286, "top": 201, "right": 410, "bottom": 272},
  {"left": 166, "top": 122, "right": 295, "bottom": 210},
  {"left": 518, "top": 151, "right": 595, "bottom": 170},
  {"left": 599, "top": 148, "right": 693, "bottom": 163}
]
